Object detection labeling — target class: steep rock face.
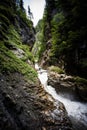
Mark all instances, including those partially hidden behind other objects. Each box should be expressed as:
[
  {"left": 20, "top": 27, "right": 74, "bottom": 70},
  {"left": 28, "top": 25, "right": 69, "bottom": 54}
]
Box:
[
  {"left": 15, "top": 16, "right": 35, "bottom": 49},
  {"left": 16, "top": 16, "right": 35, "bottom": 47},
  {"left": 0, "top": 0, "right": 35, "bottom": 49}
]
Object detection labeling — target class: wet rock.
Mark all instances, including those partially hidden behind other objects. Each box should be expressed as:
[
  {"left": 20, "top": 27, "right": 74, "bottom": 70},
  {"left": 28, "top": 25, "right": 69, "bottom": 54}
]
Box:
[
  {"left": 0, "top": 72, "right": 72, "bottom": 130},
  {"left": 12, "top": 48, "right": 25, "bottom": 58},
  {"left": 48, "top": 71, "right": 87, "bottom": 130},
  {"left": 75, "top": 84, "right": 87, "bottom": 101},
  {"left": 48, "top": 71, "right": 87, "bottom": 101}
]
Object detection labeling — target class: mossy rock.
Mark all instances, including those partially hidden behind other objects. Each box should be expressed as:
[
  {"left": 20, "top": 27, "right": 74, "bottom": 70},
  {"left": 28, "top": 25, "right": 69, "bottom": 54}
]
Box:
[{"left": 48, "top": 66, "right": 64, "bottom": 74}]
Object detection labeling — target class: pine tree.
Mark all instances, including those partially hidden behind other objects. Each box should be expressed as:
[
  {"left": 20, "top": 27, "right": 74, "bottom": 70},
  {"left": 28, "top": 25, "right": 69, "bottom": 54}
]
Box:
[
  {"left": 16, "top": 0, "right": 20, "bottom": 7},
  {"left": 28, "top": 5, "right": 33, "bottom": 19},
  {"left": 20, "top": 0, "right": 24, "bottom": 11}
]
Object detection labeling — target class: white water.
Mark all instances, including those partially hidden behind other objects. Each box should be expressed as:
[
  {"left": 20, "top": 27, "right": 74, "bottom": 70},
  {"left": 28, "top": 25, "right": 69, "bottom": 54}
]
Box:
[{"left": 35, "top": 64, "right": 87, "bottom": 129}]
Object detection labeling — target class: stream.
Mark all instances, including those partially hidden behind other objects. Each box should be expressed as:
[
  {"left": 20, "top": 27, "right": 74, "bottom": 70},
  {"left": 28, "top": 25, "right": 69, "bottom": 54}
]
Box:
[{"left": 35, "top": 63, "right": 87, "bottom": 130}]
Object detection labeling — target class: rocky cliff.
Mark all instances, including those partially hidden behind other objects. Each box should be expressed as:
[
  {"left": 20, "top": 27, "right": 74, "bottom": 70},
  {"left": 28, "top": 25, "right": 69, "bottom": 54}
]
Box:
[{"left": 15, "top": 15, "right": 35, "bottom": 49}]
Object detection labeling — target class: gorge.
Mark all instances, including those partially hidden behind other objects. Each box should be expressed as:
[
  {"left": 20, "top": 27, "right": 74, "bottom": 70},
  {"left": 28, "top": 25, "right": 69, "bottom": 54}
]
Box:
[{"left": 0, "top": 0, "right": 87, "bottom": 130}]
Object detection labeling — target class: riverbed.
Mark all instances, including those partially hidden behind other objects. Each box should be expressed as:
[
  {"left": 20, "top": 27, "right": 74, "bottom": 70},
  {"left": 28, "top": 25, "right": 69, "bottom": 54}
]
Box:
[{"left": 35, "top": 63, "right": 87, "bottom": 130}]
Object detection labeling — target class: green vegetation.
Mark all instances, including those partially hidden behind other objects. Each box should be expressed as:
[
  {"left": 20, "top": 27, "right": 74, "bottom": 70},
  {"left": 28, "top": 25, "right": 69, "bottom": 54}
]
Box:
[
  {"left": 48, "top": 66, "right": 64, "bottom": 74},
  {"left": 17, "top": 9, "right": 33, "bottom": 28},
  {"left": 0, "top": 25, "right": 37, "bottom": 82},
  {"left": 0, "top": 40, "right": 37, "bottom": 82},
  {"left": 38, "top": 0, "right": 87, "bottom": 78},
  {"left": 20, "top": 44, "right": 34, "bottom": 62},
  {"left": 0, "top": 4, "right": 13, "bottom": 39},
  {"left": 74, "top": 77, "right": 87, "bottom": 85},
  {"left": 5, "top": 25, "right": 34, "bottom": 62},
  {"left": 0, "top": 0, "right": 37, "bottom": 83},
  {"left": 50, "top": 12, "right": 66, "bottom": 60},
  {"left": 5, "top": 25, "right": 22, "bottom": 45},
  {"left": 32, "top": 19, "right": 46, "bottom": 61}
]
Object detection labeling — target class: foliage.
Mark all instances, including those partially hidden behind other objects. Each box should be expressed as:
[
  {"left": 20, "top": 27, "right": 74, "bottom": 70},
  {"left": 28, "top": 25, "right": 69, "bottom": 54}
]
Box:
[
  {"left": 0, "top": 40, "right": 37, "bottom": 82},
  {"left": 74, "top": 76, "right": 87, "bottom": 85},
  {"left": 48, "top": 66, "right": 64, "bottom": 74},
  {"left": 0, "top": 1, "right": 15, "bottom": 39},
  {"left": 32, "top": 19, "right": 45, "bottom": 61},
  {"left": 20, "top": 0, "right": 24, "bottom": 11},
  {"left": 50, "top": 12, "right": 65, "bottom": 58},
  {"left": 16, "top": 9, "right": 33, "bottom": 28},
  {"left": 6, "top": 25, "right": 22, "bottom": 44},
  {"left": 43, "top": 0, "right": 87, "bottom": 77},
  {"left": 0, "top": 13, "right": 10, "bottom": 38},
  {"left": 0, "top": 0, "right": 37, "bottom": 83},
  {"left": 0, "top": 0, "right": 37, "bottom": 82},
  {"left": 5, "top": 25, "right": 34, "bottom": 62},
  {"left": 28, "top": 5, "right": 33, "bottom": 20},
  {"left": 79, "top": 59, "right": 87, "bottom": 68}
]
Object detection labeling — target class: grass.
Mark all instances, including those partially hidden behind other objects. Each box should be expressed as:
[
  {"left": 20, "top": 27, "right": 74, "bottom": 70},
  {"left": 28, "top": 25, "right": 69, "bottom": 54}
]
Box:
[
  {"left": 73, "top": 76, "right": 87, "bottom": 85},
  {"left": 0, "top": 25, "right": 37, "bottom": 83},
  {"left": 19, "top": 44, "right": 34, "bottom": 62},
  {"left": 48, "top": 65, "right": 64, "bottom": 74},
  {"left": 48, "top": 65, "right": 87, "bottom": 86},
  {"left": 0, "top": 41, "right": 37, "bottom": 82},
  {"left": 5, "top": 25, "right": 34, "bottom": 62},
  {"left": 17, "top": 9, "right": 33, "bottom": 28}
]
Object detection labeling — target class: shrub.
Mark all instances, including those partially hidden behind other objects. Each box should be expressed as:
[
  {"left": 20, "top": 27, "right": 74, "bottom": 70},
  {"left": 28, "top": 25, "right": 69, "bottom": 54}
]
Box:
[{"left": 48, "top": 66, "right": 64, "bottom": 74}]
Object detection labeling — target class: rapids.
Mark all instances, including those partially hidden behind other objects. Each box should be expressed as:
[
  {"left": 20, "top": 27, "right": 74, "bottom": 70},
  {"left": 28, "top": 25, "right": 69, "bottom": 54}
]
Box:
[{"left": 35, "top": 63, "right": 87, "bottom": 130}]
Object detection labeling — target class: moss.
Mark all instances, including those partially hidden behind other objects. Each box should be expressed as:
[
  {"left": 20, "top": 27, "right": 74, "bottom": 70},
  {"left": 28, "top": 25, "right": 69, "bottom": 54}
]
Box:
[
  {"left": 4, "top": 25, "right": 34, "bottom": 62},
  {"left": 0, "top": 1, "right": 37, "bottom": 83},
  {"left": 48, "top": 66, "right": 64, "bottom": 74},
  {"left": 0, "top": 41, "right": 37, "bottom": 82},
  {"left": 79, "top": 59, "right": 87, "bottom": 68},
  {"left": 5, "top": 25, "right": 22, "bottom": 45},
  {"left": 0, "top": 13, "right": 10, "bottom": 38},
  {"left": 0, "top": 13, "right": 10, "bottom": 25},
  {"left": 74, "top": 76, "right": 87, "bottom": 85},
  {"left": 0, "top": 25, "right": 37, "bottom": 82},
  {"left": 19, "top": 44, "right": 34, "bottom": 62},
  {"left": 17, "top": 9, "right": 33, "bottom": 28},
  {"left": 0, "top": 5, "right": 14, "bottom": 21}
]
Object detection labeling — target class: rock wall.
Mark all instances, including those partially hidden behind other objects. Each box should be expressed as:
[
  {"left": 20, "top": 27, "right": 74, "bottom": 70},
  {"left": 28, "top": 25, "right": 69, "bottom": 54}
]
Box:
[
  {"left": 15, "top": 16, "right": 35, "bottom": 49},
  {"left": 0, "top": 72, "right": 72, "bottom": 130}
]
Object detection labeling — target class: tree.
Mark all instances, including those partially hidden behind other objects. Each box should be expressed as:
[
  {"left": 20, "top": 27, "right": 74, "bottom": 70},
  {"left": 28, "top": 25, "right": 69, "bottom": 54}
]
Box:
[
  {"left": 20, "top": 0, "right": 24, "bottom": 11},
  {"left": 16, "top": 0, "right": 20, "bottom": 7},
  {"left": 28, "top": 5, "right": 33, "bottom": 19}
]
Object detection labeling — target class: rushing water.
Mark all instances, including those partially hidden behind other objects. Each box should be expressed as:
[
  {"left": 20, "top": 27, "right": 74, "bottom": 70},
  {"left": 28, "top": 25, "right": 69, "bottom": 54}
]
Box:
[{"left": 35, "top": 63, "right": 87, "bottom": 130}]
